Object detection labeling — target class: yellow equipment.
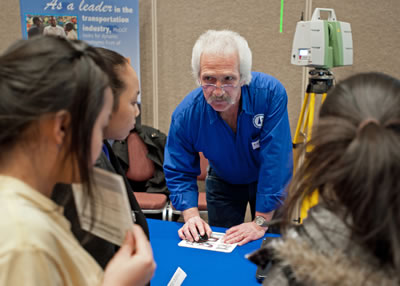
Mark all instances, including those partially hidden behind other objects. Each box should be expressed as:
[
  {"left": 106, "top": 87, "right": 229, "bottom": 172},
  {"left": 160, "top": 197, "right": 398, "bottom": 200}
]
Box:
[
  {"left": 292, "top": 68, "right": 334, "bottom": 223},
  {"left": 290, "top": 8, "right": 353, "bottom": 223}
]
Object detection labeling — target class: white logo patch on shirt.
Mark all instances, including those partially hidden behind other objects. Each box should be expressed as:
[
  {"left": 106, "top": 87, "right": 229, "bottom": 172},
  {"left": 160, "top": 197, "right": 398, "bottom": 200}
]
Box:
[
  {"left": 253, "top": 114, "right": 264, "bottom": 129},
  {"left": 252, "top": 140, "right": 260, "bottom": 150}
]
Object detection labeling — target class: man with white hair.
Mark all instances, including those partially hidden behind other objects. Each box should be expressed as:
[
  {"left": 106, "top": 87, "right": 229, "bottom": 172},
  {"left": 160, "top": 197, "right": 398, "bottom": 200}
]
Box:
[{"left": 164, "top": 30, "right": 293, "bottom": 245}]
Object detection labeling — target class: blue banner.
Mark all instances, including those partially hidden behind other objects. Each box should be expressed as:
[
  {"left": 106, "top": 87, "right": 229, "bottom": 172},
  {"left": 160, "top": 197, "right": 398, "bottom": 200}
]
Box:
[{"left": 19, "top": 0, "right": 141, "bottom": 82}]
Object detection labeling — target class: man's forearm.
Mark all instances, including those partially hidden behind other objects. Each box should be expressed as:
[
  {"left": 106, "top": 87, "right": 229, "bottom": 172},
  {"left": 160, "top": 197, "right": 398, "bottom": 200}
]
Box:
[
  {"left": 255, "top": 210, "right": 275, "bottom": 222},
  {"left": 253, "top": 210, "right": 275, "bottom": 231},
  {"left": 182, "top": 207, "right": 201, "bottom": 222}
]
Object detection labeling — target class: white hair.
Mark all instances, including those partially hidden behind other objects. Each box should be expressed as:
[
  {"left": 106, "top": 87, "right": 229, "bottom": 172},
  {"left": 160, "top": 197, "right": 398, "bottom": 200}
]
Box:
[{"left": 191, "top": 30, "right": 252, "bottom": 85}]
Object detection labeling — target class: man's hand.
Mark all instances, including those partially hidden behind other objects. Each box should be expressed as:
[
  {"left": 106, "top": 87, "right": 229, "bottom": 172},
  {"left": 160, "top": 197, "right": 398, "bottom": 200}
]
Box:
[
  {"left": 178, "top": 207, "right": 212, "bottom": 242},
  {"left": 224, "top": 211, "right": 274, "bottom": 246},
  {"left": 223, "top": 222, "right": 266, "bottom": 246}
]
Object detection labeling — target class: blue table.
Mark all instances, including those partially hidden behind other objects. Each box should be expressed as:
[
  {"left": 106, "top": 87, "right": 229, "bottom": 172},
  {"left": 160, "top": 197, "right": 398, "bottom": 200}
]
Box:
[{"left": 147, "top": 218, "right": 279, "bottom": 285}]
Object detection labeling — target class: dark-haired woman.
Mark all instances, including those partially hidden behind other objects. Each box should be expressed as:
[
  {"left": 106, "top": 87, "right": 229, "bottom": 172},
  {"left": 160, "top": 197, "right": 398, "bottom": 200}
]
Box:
[
  {"left": 0, "top": 36, "right": 155, "bottom": 286},
  {"left": 53, "top": 47, "right": 150, "bottom": 270}
]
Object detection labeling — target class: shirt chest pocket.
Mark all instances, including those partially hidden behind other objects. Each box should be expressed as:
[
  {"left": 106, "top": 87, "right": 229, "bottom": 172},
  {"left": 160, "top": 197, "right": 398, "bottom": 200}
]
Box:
[
  {"left": 251, "top": 134, "right": 261, "bottom": 150},
  {"left": 251, "top": 138, "right": 260, "bottom": 150},
  {"left": 249, "top": 135, "right": 262, "bottom": 165}
]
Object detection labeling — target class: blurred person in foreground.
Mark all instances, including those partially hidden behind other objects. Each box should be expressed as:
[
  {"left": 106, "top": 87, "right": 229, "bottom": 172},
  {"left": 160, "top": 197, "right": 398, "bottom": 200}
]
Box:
[
  {"left": 0, "top": 36, "right": 155, "bottom": 286},
  {"left": 251, "top": 72, "right": 400, "bottom": 286}
]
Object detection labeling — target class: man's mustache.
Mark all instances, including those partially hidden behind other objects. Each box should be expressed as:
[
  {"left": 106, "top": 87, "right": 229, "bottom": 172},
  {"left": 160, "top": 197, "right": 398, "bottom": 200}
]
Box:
[{"left": 207, "top": 95, "right": 235, "bottom": 105}]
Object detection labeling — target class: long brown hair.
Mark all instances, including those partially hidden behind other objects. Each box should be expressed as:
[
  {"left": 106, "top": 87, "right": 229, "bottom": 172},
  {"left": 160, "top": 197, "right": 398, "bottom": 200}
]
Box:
[
  {"left": 284, "top": 72, "right": 400, "bottom": 274},
  {"left": 0, "top": 36, "right": 109, "bottom": 207}
]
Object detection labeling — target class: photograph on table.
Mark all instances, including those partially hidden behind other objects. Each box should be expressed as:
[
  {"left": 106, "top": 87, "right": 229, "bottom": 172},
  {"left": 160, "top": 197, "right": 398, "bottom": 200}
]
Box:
[{"left": 178, "top": 232, "right": 237, "bottom": 253}]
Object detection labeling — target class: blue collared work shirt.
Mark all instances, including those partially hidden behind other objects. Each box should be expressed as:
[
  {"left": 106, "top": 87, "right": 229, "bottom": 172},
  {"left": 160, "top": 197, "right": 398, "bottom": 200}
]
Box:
[{"left": 164, "top": 72, "right": 293, "bottom": 213}]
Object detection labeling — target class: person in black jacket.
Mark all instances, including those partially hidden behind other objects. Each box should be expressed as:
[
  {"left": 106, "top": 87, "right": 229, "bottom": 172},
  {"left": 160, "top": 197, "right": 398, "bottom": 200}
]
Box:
[
  {"left": 52, "top": 47, "right": 149, "bottom": 269},
  {"left": 27, "top": 16, "right": 43, "bottom": 38},
  {"left": 112, "top": 123, "right": 169, "bottom": 197}
]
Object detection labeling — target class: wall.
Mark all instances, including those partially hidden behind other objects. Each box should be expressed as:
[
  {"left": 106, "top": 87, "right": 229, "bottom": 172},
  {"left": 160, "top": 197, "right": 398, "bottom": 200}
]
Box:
[
  {"left": 138, "top": 0, "right": 400, "bottom": 135},
  {"left": 139, "top": 0, "right": 305, "bottom": 133},
  {"left": 0, "top": 0, "right": 22, "bottom": 50},
  {"left": 1, "top": 0, "right": 400, "bottom": 136}
]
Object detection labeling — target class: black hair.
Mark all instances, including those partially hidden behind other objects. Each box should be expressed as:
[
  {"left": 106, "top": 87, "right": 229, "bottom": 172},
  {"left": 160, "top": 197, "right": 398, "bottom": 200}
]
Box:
[
  {"left": 284, "top": 72, "right": 400, "bottom": 276},
  {"left": 0, "top": 35, "right": 109, "bottom": 211},
  {"left": 65, "top": 22, "right": 75, "bottom": 31},
  {"left": 32, "top": 16, "right": 41, "bottom": 25},
  {"left": 94, "top": 47, "right": 128, "bottom": 111}
]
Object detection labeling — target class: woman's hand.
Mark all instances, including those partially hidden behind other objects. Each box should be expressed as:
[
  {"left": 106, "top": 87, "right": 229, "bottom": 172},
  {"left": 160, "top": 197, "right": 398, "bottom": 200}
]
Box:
[{"left": 103, "top": 224, "right": 156, "bottom": 286}]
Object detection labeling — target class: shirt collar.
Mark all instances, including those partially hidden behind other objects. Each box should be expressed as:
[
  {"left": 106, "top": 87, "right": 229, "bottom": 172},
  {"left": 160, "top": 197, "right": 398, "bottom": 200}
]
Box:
[
  {"left": 0, "top": 175, "right": 65, "bottom": 216},
  {"left": 206, "top": 85, "right": 252, "bottom": 125},
  {"left": 206, "top": 100, "right": 219, "bottom": 124},
  {"left": 102, "top": 143, "right": 110, "bottom": 160},
  {"left": 240, "top": 84, "right": 253, "bottom": 115}
]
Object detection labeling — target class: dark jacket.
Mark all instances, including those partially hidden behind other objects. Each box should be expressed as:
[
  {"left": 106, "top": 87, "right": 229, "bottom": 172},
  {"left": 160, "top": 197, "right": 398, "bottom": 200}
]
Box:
[
  {"left": 52, "top": 141, "right": 149, "bottom": 269},
  {"left": 257, "top": 205, "right": 398, "bottom": 286},
  {"left": 112, "top": 124, "right": 169, "bottom": 196}
]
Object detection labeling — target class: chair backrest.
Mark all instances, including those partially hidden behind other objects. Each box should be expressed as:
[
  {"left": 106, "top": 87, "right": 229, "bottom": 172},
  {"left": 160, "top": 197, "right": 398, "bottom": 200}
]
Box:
[
  {"left": 134, "top": 192, "right": 168, "bottom": 220},
  {"left": 126, "top": 132, "right": 155, "bottom": 181}
]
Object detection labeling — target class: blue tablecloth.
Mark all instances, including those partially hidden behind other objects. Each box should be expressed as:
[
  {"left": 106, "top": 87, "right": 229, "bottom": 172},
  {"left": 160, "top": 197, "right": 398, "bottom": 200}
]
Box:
[{"left": 147, "top": 218, "right": 279, "bottom": 285}]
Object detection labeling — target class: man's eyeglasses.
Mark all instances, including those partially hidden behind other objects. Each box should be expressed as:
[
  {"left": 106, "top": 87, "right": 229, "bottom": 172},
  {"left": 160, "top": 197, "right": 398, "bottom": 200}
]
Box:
[{"left": 201, "top": 83, "right": 239, "bottom": 93}]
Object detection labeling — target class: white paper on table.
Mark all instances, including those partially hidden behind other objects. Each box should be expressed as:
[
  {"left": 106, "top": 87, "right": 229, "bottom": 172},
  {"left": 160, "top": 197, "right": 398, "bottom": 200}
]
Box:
[
  {"left": 178, "top": 232, "right": 237, "bottom": 253},
  {"left": 72, "top": 167, "right": 134, "bottom": 246},
  {"left": 167, "top": 267, "right": 187, "bottom": 286}
]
